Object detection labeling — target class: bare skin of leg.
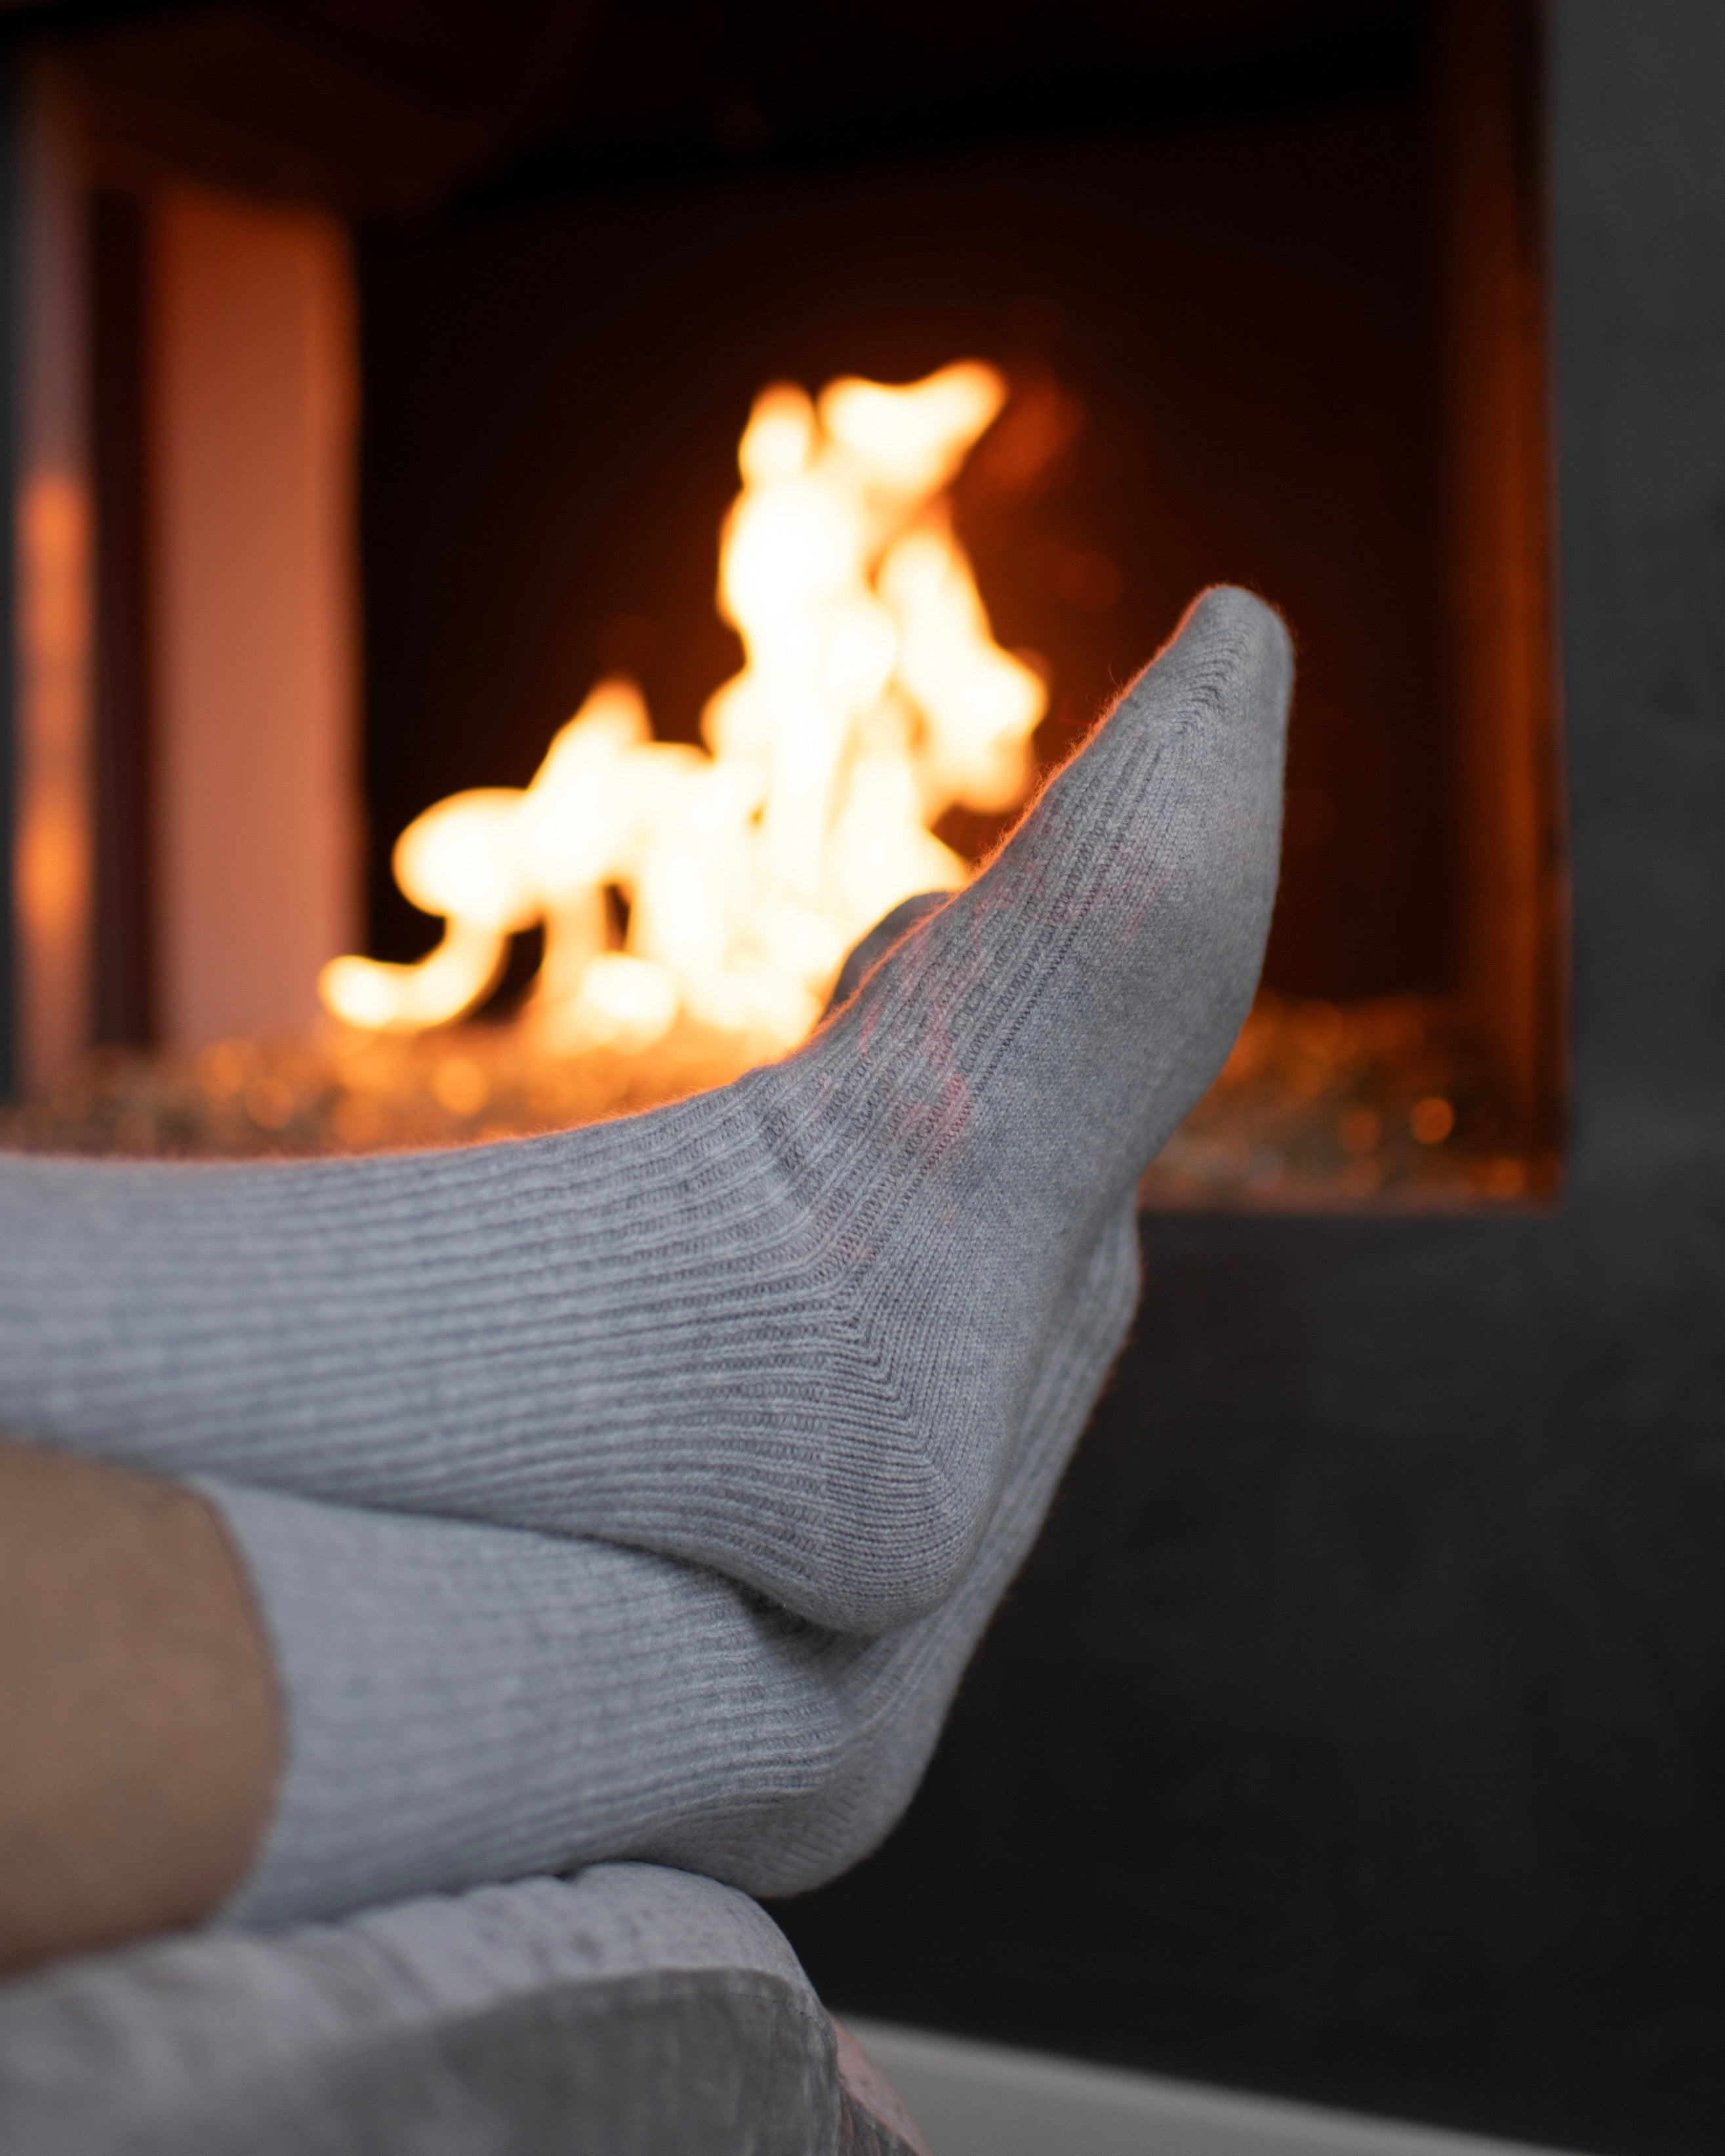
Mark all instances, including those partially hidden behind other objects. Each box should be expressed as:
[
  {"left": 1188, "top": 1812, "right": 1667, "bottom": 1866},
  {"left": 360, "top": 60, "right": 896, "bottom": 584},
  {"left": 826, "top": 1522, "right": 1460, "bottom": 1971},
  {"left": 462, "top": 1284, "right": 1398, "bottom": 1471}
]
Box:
[{"left": 0, "top": 1441, "right": 279, "bottom": 1976}]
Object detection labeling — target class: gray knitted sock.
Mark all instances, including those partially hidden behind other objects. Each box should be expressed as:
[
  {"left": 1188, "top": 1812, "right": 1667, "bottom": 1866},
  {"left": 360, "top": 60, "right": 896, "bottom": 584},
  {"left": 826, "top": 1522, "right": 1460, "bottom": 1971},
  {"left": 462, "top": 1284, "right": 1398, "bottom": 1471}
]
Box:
[
  {"left": 211, "top": 1196, "right": 1141, "bottom": 1928},
  {"left": 0, "top": 586, "right": 1288, "bottom": 1632}
]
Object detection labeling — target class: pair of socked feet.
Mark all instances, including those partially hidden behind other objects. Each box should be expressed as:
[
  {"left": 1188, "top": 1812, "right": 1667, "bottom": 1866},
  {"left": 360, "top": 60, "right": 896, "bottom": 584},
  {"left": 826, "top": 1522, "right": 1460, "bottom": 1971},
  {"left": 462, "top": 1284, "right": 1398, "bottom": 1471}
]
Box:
[{"left": 0, "top": 588, "right": 1291, "bottom": 1927}]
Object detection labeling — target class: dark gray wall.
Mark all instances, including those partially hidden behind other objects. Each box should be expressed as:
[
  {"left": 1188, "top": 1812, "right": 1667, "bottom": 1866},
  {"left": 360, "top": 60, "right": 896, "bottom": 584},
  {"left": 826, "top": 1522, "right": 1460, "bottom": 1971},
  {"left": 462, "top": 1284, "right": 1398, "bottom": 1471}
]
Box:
[{"left": 775, "top": 9, "right": 1725, "bottom": 2153}]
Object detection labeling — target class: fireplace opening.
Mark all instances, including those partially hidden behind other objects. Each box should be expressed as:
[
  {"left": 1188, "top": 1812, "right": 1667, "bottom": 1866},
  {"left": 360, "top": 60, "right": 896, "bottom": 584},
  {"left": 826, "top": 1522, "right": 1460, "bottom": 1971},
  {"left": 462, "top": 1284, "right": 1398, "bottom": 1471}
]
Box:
[{"left": 3, "top": 0, "right": 1564, "bottom": 1208}]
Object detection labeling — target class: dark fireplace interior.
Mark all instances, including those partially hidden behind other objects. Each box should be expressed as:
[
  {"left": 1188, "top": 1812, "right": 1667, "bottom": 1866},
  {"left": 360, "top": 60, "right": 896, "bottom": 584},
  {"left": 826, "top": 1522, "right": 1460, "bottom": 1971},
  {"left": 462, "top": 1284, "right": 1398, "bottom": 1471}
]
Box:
[
  {"left": 351, "top": 0, "right": 1562, "bottom": 1206},
  {"left": 359, "top": 115, "right": 1451, "bottom": 1006}
]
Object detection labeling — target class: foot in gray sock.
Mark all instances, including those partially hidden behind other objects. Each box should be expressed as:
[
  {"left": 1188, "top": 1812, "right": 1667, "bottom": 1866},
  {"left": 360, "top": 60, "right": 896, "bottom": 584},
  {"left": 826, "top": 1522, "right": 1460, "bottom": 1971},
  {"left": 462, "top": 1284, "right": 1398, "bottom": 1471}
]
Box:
[
  {"left": 0, "top": 585, "right": 1289, "bottom": 1632},
  {"left": 210, "top": 1195, "right": 1142, "bottom": 1927}
]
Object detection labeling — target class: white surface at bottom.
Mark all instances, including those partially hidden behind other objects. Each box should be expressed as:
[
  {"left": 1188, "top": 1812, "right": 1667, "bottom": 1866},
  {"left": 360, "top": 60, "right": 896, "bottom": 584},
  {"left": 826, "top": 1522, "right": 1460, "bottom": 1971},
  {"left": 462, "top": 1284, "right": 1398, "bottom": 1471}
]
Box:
[{"left": 843, "top": 2020, "right": 1587, "bottom": 2156}]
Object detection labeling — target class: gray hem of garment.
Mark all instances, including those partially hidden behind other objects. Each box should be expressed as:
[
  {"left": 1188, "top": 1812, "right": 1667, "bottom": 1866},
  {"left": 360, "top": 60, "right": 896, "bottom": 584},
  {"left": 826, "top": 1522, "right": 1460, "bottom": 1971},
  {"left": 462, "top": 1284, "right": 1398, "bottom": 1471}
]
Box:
[{"left": 0, "top": 1864, "right": 839, "bottom": 2156}]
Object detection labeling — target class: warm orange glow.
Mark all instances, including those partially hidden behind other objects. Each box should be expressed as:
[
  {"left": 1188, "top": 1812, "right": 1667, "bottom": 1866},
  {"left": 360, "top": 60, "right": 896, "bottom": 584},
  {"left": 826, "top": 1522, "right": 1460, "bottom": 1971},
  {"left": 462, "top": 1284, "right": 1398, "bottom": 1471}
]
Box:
[
  {"left": 1410, "top": 1095, "right": 1456, "bottom": 1145},
  {"left": 15, "top": 476, "right": 93, "bottom": 1086},
  {"left": 320, "top": 360, "right": 1045, "bottom": 1047}
]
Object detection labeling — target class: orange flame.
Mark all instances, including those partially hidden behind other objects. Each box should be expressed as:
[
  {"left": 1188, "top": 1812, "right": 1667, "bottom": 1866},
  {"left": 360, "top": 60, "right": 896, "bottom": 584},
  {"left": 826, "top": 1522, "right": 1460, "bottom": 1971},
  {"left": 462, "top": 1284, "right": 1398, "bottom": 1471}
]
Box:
[{"left": 319, "top": 360, "right": 1045, "bottom": 1051}]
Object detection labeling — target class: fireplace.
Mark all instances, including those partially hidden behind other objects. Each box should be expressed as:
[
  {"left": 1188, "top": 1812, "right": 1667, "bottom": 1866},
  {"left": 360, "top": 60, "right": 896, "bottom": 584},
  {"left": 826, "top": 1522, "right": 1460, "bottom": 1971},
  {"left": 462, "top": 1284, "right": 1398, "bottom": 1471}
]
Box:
[
  {"left": 1, "top": 0, "right": 1562, "bottom": 1216},
  {"left": 9, "top": 3, "right": 1717, "bottom": 2152}
]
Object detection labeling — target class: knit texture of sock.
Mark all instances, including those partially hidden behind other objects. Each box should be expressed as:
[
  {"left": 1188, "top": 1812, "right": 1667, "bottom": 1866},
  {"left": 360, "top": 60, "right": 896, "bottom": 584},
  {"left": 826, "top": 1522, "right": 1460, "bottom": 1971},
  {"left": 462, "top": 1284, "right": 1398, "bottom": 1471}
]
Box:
[
  {"left": 212, "top": 1198, "right": 1140, "bottom": 1928},
  {"left": 0, "top": 586, "right": 1287, "bottom": 1632}
]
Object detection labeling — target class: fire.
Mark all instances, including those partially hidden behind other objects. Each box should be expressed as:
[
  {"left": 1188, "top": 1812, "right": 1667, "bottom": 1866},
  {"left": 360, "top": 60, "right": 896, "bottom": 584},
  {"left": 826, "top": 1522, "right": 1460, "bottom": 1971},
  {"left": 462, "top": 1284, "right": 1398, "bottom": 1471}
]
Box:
[{"left": 319, "top": 360, "right": 1045, "bottom": 1052}]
